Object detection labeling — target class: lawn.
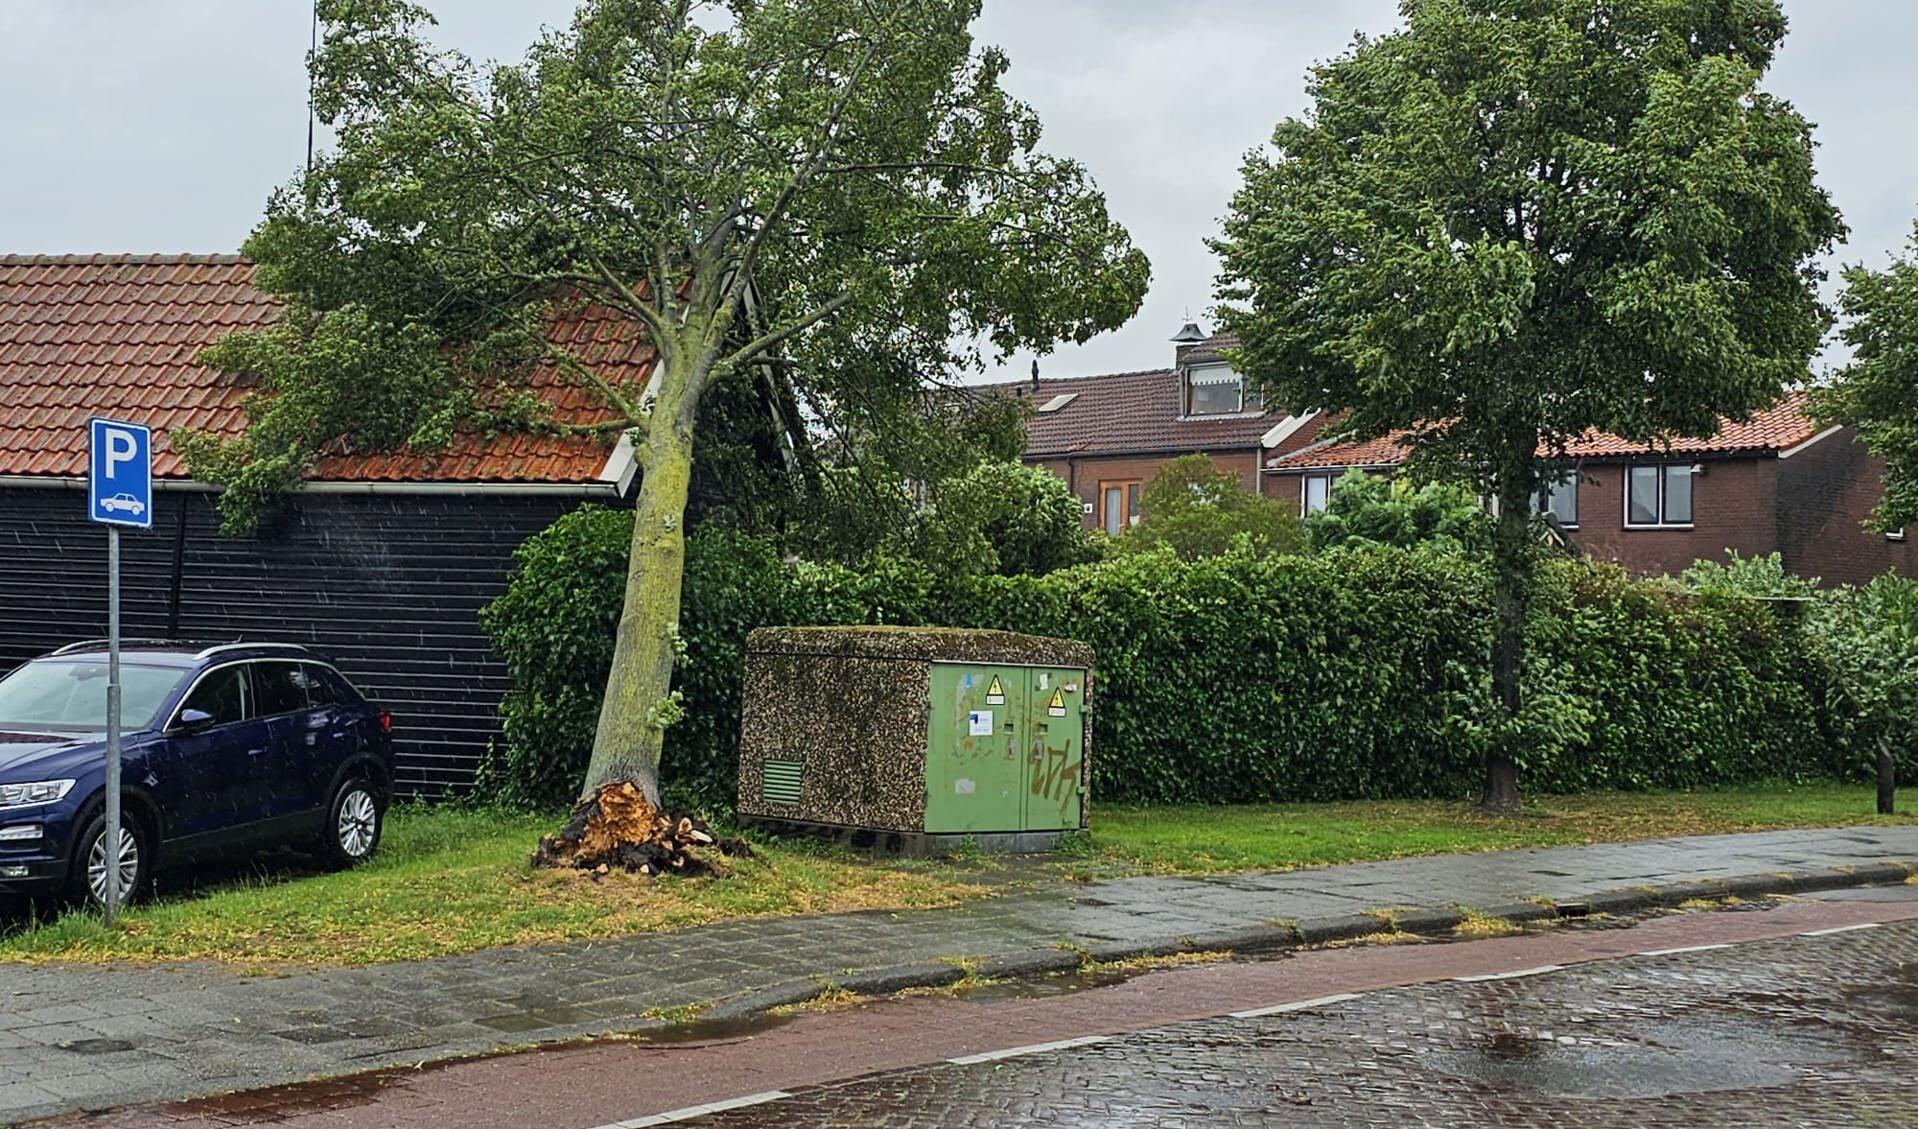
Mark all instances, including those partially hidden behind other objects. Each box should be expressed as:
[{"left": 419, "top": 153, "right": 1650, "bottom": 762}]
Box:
[
  {"left": 1085, "top": 782, "right": 1918, "bottom": 874},
  {"left": 0, "top": 806, "right": 986, "bottom": 967},
  {"left": 0, "top": 783, "right": 1907, "bottom": 967}
]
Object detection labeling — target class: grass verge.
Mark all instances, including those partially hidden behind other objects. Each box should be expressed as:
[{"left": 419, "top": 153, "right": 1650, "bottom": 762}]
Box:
[
  {"left": 0, "top": 806, "right": 986, "bottom": 967},
  {"left": 1085, "top": 782, "right": 1917, "bottom": 874}
]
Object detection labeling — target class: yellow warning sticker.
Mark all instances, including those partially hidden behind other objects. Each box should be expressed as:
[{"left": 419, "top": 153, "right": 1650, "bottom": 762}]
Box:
[
  {"left": 1047, "top": 688, "right": 1067, "bottom": 717},
  {"left": 986, "top": 675, "right": 1006, "bottom": 704}
]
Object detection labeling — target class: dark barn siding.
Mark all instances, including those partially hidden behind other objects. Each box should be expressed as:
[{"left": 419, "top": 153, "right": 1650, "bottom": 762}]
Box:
[{"left": 0, "top": 485, "right": 591, "bottom": 795}]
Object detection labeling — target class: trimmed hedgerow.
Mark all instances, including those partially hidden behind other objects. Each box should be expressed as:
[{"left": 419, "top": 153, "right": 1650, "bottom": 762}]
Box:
[{"left": 477, "top": 506, "right": 1851, "bottom": 813}]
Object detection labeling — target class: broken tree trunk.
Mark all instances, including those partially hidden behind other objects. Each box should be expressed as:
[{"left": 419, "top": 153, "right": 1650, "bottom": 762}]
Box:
[{"left": 535, "top": 780, "right": 753, "bottom": 877}]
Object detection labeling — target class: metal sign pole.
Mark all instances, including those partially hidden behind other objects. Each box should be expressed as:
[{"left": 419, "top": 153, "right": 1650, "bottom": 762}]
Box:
[{"left": 105, "top": 525, "right": 123, "bottom": 924}]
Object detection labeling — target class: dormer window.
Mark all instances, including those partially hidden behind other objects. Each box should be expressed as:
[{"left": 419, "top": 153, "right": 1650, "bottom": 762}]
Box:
[{"left": 1186, "top": 364, "right": 1258, "bottom": 416}]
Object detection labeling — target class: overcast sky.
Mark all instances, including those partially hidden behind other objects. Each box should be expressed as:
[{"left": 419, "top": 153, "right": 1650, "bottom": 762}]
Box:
[{"left": 2, "top": 1, "right": 1911, "bottom": 380}]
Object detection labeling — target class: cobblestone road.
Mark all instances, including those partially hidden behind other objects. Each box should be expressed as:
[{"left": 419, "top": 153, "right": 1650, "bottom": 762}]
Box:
[{"left": 687, "top": 918, "right": 1918, "bottom": 1127}]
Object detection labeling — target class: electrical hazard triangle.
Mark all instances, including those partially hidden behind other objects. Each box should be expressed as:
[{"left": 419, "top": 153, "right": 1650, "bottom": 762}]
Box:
[
  {"left": 986, "top": 675, "right": 1005, "bottom": 703},
  {"left": 1047, "top": 688, "right": 1067, "bottom": 716}
]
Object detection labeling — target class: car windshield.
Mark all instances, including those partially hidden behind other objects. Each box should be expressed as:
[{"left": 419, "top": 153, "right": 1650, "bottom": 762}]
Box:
[{"left": 0, "top": 659, "right": 186, "bottom": 731}]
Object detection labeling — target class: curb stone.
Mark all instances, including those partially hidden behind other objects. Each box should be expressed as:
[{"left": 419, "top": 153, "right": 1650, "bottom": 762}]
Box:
[{"left": 701, "top": 863, "right": 1914, "bottom": 1023}]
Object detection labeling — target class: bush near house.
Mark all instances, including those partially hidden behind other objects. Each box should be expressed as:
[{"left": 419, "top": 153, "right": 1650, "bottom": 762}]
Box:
[{"left": 480, "top": 508, "right": 1872, "bottom": 813}]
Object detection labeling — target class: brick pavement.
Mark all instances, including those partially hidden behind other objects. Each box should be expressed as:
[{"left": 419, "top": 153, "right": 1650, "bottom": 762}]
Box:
[
  {"left": 689, "top": 914, "right": 1918, "bottom": 1127},
  {"left": 0, "top": 825, "right": 1913, "bottom": 1123}
]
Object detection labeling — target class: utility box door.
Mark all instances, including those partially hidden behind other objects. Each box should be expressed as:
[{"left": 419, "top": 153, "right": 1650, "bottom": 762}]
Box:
[
  {"left": 926, "top": 664, "right": 1029, "bottom": 833},
  {"left": 1025, "top": 667, "right": 1086, "bottom": 830}
]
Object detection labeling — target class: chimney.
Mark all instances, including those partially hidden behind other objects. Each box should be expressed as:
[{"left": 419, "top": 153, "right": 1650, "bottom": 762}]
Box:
[
  {"left": 1171, "top": 320, "right": 1208, "bottom": 368},
  {"left": 1030, "top": 358, "right": 1040, "bottom": 391}
]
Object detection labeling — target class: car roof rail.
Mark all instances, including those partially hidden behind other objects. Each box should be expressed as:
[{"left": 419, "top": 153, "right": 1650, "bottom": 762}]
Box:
[
  {"left": 51, "top": 638, "right": 189, "bottom": 655},
  {"left": 192, "top": 641, "right": 312, "bottom": 660}
]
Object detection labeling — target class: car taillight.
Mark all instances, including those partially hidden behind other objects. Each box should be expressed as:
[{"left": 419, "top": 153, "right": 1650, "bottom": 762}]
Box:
[{"left": 377, "top": 709, "right": 392, "bottom": 734}]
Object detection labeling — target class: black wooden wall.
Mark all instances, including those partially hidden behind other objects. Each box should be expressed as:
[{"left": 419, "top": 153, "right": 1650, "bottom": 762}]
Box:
[{"left": 0, "top": 485, "right": 589, "bottom": 795}]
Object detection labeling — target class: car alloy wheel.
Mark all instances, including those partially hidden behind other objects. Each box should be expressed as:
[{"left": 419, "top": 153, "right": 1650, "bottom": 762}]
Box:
[
  {"left": 86, "top": 824, "right": 140, "bottom": 906},
  {"left": 337, "top": 787, "right": 378, "bottom": 859}
]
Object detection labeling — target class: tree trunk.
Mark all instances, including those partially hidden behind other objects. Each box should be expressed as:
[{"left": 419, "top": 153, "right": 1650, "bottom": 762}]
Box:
[
  {"left": 583, "top": 391, "right": 697, "bottom": 806},
  {"left": 1480, "top": 474, "right": 1532, "bottom": 814},
  {"left": 1877, "top": 737, "right": 1897, "bottom": 816}
]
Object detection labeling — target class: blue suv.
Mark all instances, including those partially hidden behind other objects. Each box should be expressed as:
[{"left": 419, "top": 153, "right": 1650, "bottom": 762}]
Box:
[{"left": 0, "top": 641, "right": 393, "bottom": 906}]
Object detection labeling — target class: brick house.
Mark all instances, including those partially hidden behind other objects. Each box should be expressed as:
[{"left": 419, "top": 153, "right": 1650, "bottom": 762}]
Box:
[
  {"left": 1262, "top": 394, "right": 1914, "bottom": 585},
  {"left": 0, "top": 254, "right": 647, "bottom": 794},
  {"left": 990, "top": 329, "right": 1328, "bottom": 534}
]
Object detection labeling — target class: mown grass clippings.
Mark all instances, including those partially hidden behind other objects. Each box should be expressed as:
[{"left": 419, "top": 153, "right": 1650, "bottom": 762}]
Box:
[{"left": 1453, "top": 909, "right": 1524, "bottom": 940}]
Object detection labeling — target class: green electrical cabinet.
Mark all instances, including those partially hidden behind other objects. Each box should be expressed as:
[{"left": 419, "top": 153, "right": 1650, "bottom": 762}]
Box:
[{"left": 738, "top": 626, "right": 1092, "bottom": 852}]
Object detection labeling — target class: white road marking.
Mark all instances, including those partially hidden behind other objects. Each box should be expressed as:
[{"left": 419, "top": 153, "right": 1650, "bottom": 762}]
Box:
[
  {"left": 1230, "top": 992, "right": 1365, "bottom": 1019},
  {"left": 597, "top": 1091, "right": 793, "bottom": 1128},
  {"left": 1451, "top": 965, "right": 1564, "bottom": 983},
  {"left": 1801, "top": 923, "right": 1883, "bottom": 937},
  {"left": 947, "top": 1034, "right": 1112, "bottom": 1065},
  {"left": 1637, "top": 943, "right": 1734, "bottom": 957}
]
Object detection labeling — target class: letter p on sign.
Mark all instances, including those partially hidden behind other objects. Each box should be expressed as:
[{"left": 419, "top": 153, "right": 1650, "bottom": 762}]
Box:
[{"left": 88, "top": 418, "right": 154, "bottom": 529}]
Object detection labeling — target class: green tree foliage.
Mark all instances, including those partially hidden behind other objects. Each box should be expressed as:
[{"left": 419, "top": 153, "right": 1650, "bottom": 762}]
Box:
[
  {"left": 482, "top": 515, "right": 1839, "bottom": 811},
  {"left": 907, "top": 460, "right": 1098, "bottom": 577},
  {"left": 1213, "top": 0, "right": 1843, "bottom": 809},
  {"left": 197, "top": 0, "right": 1148, "bottom": 804},
  {"left": 1680, "top": 550, "right": 1819, "bottom": 600},
  {"left": 1115, "top": 454, "right": 1303, "bottom": 560},
  {"left": 1805, "top": 575, "right": 1918, "bottom": 807},
  {"left": 1305, "top": 469, "right": 1492, "bottom": 555},
  {"left": 1814, "top": 223, "right": 1918, "bottom": 531}
]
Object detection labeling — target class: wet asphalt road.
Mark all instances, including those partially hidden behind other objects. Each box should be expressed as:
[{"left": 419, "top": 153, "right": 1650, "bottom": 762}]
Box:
[
  {"left": 63, "top": 886, "right": 1918, "bottom": 1128},
  {"left": 670, "top": 891, "right": 1918, "bottom": 1128}
]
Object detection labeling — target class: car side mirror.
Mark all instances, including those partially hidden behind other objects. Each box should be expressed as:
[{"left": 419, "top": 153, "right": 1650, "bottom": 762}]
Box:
[{"left": 175, "top": 708, "right": 215, "bottom": 732}]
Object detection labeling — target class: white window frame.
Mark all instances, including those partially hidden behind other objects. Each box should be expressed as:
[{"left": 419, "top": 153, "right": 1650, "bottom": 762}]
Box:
[
  {"left": 1185, "top": 364, "right": 1259, "bottom": 417},
  {"left": 1623, "top": 462, "right": 1697, "bottom": 530},
  {"left": 1888, "top": 528, "right": 1908, "bottom": 542},
  {"left": 1301, "top": 472, "right": 1336, "bottom": 516}
]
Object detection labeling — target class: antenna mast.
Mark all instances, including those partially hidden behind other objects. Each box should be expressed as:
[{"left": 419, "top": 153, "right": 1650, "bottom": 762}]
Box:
[{"left": 306, "top": 0, "right": 319, "bottom": 173}]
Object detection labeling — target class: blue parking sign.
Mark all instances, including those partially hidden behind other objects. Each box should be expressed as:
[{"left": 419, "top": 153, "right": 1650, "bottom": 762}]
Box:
[{"left": 88, "top": 418, "right": 153, "bottom": 529}]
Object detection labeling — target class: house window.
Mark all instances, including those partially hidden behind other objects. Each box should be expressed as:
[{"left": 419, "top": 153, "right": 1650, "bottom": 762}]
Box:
[
  {"left": 1626, "top": 463, "right": 1695, "bottom": 528},
  {"left": 1186, "top": 365, "right": 1247, "bottom": 416},
  {"left": 1302, "top": 473, "right": 1336, "bottom": 515},
  {"left": 1536, "top": 471, "right": 1578, "bottom": 528},
  {"left": 1099, "top": 480, "right": 1142, "bottom": 535}
]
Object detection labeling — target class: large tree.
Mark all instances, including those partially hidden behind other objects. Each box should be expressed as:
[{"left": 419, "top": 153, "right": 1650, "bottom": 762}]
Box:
[
  {"left": 1814, "top": 222, "right": 1918, "bottom": 532},
  {"left": 1213, "top": 0, "right": 1841, "bottom": 809},
  {"left": 193, "top": 0, "right": 1148, "bottom": 805}
]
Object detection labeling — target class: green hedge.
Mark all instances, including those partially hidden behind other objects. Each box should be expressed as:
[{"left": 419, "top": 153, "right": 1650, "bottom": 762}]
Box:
[{"left": 478, "top": 507, "right": 1852, "bottom": 812}]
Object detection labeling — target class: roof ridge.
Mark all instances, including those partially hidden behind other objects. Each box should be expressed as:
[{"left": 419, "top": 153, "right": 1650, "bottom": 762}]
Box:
[
  {"left": 974, "top": 367, "right": 1174, "bottom": 389},
  {"left": 0, "top": 253, "right": 248, "bottom": 266}
]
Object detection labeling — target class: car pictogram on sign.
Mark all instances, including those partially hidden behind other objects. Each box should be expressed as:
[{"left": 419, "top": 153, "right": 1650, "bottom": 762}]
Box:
[{"left": 99, "top": 493, "right": 146, "bottom": 517}]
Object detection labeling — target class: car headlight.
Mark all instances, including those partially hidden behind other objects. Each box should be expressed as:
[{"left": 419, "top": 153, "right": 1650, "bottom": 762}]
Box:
[{"left": 0, "top": 780, "right": 75, "bottom": 808}]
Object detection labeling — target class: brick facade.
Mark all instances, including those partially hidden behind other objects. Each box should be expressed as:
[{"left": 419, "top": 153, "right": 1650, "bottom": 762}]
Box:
[{"left": 1035, "top": 450, "right": 1263, "bottom": 533}]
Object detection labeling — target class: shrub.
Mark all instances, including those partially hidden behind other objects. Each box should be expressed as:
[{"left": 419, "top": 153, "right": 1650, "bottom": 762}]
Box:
[
  {"left": 480, "top": 510, "right": 1854, "bottom": 812},
  {"left": 1116, "top": 453, "right": 1304, "bottom": 559},
  {"left": 1306, "top": 469, "right": 1492, "bottom": 555},
  {"left": 906, "top": 460, "right": 1098, "bottom": 577},
  {"left": 1806, "top": 573, "right": 1918, "bottom": 781}
]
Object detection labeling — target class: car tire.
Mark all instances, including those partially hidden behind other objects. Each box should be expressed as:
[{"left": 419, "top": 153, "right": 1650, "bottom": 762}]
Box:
[
  {"left": 318, "top": 778, "right": 384, "bottom": 868},
  {"left": 65, "top": 811, "right": 149, "bottom": 909}
]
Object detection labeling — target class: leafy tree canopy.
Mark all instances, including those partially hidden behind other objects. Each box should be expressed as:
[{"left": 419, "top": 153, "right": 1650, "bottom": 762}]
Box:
[
  {"left": 1212, "top": 0, "right": 1843, "bottom": 810},
  {"left": 906, "top": 459, "right": 1098, "bottom": 577},
  {"left": 197, "top": 0, "right": 1150, "bottom": 803},
  {"left": 1306, "top": 469, "right": 1491, "bottom": 555},
  {"left": 1814, "top": 223, "right": 1918, "bottom": 531},
  {"left": 1116, "top": 453, "right": 1303, "bottom": 560}
]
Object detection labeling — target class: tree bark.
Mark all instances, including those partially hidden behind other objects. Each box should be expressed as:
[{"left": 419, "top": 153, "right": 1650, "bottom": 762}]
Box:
[
  {"left": 1480, "top": 472, "right": 1532, "bottom": 814},
  {"left": 1877, "top": 737, "right": 1897, "bottom": 816},
  {"left": 583, "top": 384, "right": 697, "bottom": 807}
]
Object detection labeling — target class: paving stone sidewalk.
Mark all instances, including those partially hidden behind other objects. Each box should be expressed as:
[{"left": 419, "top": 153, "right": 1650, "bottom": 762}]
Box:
[{"left": 0, "top": 826, "right": 1914, "bottom": 1122}]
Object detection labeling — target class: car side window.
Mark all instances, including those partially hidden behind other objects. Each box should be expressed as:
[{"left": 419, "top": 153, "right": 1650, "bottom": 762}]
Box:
[
  {"left": 252, "top": 663, "right": 311, "bottom": 717},
  {"left": 179, "top": 666, "right": 248, "bottom": 727},
  {"left": 296, "top": 664, "right": 337, "bottom": 708}
]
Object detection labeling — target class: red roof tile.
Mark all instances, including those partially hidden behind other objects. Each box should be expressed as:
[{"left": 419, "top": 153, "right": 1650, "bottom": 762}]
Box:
[
  {"left": 1268, "top": 394, "right": 1824, "bottom": 471},
  {"left": 0, "top": 254, "right": 649, "bottom": 484}
]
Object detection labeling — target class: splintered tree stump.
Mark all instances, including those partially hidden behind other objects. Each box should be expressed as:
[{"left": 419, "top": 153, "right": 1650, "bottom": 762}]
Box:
[{"left": 535, "top": 780, "right": 754, "bottom": 878}]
